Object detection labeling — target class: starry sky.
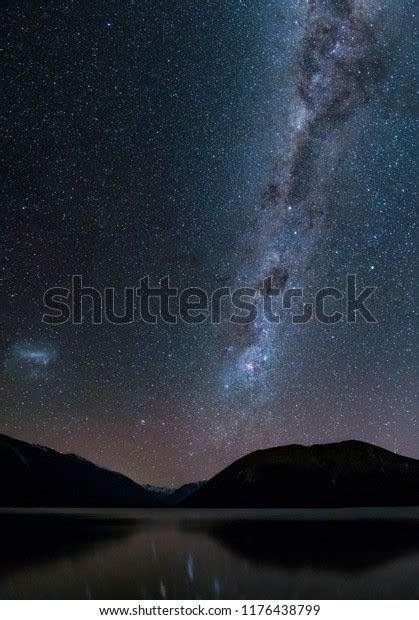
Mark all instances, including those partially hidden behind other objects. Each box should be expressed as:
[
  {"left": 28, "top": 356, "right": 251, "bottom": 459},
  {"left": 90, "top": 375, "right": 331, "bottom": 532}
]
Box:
[{"left": 2, "top": 0, "right": 417, "bottom": 486}]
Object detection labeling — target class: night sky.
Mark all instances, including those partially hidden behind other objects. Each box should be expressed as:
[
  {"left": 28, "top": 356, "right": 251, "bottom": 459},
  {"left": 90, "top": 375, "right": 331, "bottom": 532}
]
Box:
[{"left": 2, "top": 0, "right": 417, "bottom": 486}]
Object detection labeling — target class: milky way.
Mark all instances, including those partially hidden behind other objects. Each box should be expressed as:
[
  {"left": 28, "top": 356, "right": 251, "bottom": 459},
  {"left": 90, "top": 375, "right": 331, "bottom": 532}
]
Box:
[
  {"left": 221, "top": 0, "right": 385, "bottom": 401},
  {"left": 2, "top": 0, "right": 417, "bottom": 485}
]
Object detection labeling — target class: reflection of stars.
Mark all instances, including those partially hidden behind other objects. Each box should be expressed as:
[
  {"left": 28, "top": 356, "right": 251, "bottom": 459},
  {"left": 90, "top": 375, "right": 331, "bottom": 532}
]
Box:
[{"left": 186, "top": 554, "right": 194, "bottom": 582}]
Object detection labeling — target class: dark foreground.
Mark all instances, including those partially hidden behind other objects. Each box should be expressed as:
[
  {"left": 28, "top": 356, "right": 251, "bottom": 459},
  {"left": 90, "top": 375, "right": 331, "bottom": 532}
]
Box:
[{"left": 1, "top": 508, "right": 419, "bottom": 599}]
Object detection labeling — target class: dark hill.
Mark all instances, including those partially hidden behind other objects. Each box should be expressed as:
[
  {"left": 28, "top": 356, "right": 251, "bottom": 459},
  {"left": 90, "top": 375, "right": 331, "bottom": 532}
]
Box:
[
  {"left": 0, "top": 433, "right": 156, "bottom": 507},
  {"left": 182, "top": 440, "right": 419, "bottom": 508}
]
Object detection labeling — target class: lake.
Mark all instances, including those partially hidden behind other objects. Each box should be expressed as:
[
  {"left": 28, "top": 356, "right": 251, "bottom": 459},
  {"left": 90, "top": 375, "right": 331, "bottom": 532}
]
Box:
[{"left": 1, "top": 508, "right": 418, "bottom": 599}]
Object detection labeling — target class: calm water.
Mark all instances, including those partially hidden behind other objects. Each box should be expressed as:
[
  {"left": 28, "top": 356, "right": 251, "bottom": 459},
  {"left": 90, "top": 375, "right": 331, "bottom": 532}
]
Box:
[{"left": 1, "top": 508, "right": 419, "bottom": 599}]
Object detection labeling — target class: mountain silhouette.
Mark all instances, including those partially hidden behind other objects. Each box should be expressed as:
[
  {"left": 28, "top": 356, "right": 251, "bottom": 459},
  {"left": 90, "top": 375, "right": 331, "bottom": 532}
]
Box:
[
  {"left": 1, "top": 434, "right": 418, "bottom": 508},
  {"left": 182, "top": 440, "right": 419, "bottom": 508},
  {"left": 0, "top": 433, "right": 156, "bottom": 507}
]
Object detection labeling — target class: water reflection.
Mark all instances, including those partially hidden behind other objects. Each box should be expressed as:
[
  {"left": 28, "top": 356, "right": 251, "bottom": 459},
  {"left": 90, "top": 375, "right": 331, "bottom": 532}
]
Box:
[{"left": 0, "top": 509, "right": 418, "bottom": 599}]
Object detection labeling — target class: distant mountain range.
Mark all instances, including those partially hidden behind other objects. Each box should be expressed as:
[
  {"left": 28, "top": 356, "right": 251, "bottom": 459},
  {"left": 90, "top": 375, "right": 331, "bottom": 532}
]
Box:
[
  {"left": 143, "top": 482, "right": 205, "bottom": 506},
  {"left": 1, "top": 433, "right": 418, "bottom": 508}
]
